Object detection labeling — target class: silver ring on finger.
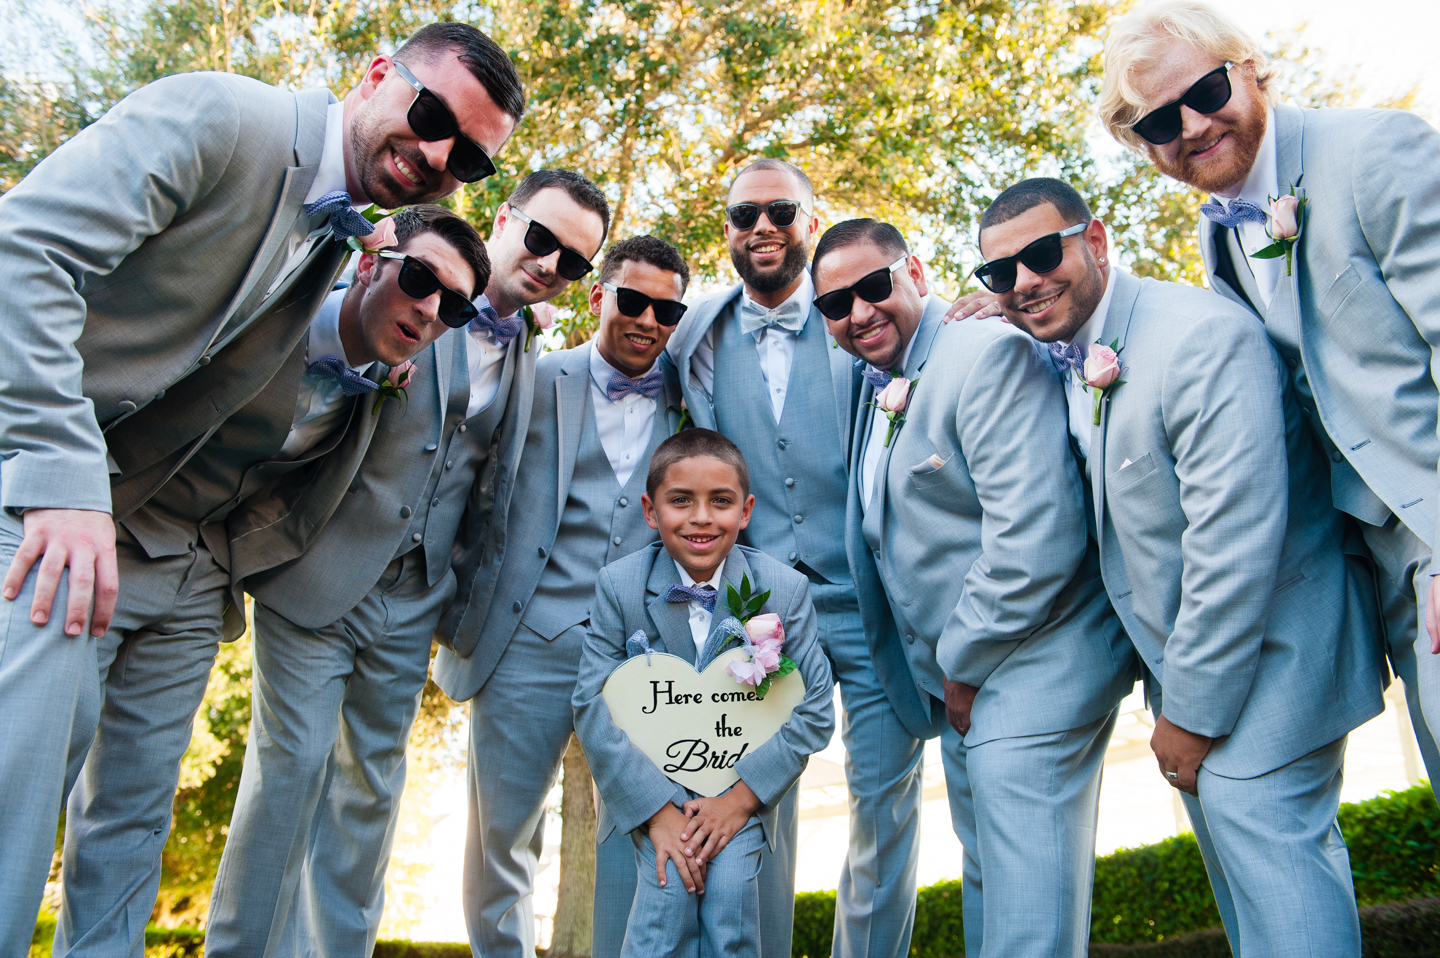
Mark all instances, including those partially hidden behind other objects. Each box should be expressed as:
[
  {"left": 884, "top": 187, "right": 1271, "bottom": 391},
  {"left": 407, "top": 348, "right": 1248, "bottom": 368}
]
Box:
[{"left": 1165, "top": 770, "right": 1179, "bottom": 781}]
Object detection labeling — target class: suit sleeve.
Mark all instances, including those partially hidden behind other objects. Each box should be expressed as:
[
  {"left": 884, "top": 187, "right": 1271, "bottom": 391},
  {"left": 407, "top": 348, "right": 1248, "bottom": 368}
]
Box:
[
  {"left": 1159, "top": 313, "right": 1288, "bottom": 738},
  {"left": 1349, "top": 110, "right": 1440, "bottom": 551},
  {"left": 571, "top": 568, "right": 688, "bottom": 835},
  {"left": 936, "top": 333, "right": 1088, "bottom": 686},
  {"left": 733, "top": 575, "right": 835, "bottom": 807},
  {"left": 0, "top": 74, "right": 242, "bottom": 514}
]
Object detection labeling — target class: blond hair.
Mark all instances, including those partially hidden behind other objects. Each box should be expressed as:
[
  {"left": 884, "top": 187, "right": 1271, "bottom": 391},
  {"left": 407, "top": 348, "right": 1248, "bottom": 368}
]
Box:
[{"left": 1099, "top": 1, "right": 1275, "bottom": 153}]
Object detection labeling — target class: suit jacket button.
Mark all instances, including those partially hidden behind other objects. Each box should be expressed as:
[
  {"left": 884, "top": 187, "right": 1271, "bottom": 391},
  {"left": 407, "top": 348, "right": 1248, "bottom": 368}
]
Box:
[
  {"left": 613, "top": 536, "right": 623, "bottom": 546},
  {"left": 412, "top": 532, "right": 423, "bottom": 542},
  {"left": 1331, "top": 450, "right": 1343, "bottom": 463},
  {"left": 905, "top": 633, "right": 915, "bottom": 644},
  {"left": 777, "top": 439, "right": 788, "bottom": 449},
  {"left": 118, "top": 400, "right": 138, "bottom": 413},
  {"left": 400, "top": 506, "right": 412, "bottom": 518},
  {"left": 513, "top": 600, "right": 523, "bottom": 614},
  {"left": 445, "top": 461, "right": 454, "bottom": 469},
  {"left": 793, "top": 514, "right": 803, "bottom": 524},
  {"left": 197, "top": 355, "right": 211, "bottom": 366},
  {"left": 539, "top": 547, "right": 548, "bottom": 558},
  {"left": 425, "top": 443, "right": 438, "bottom": 452},
  {"left": 458, "top": 424, "right": 467, "bottom": 433},
  {"left": 154, "top": 389, "right": 165, "bottom": 400},
  {"left": 785, "top": 478, "right": 795, "bottom": 487},
  {"left": 618, "top": 497, "right": 628, "bottom": 507},
  {"left": 349, "top": 484, "right": 360, "bottom": 494},
  {"left": 788, "top": 552, "right": 798, "bottom": 562}
]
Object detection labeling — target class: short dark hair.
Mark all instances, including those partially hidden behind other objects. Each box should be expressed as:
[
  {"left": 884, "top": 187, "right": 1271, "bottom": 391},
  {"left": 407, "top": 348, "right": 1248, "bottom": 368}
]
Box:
[
  {"left": 508, "top": 169, "right": 612, "bottom": 244},
  {"left": 811, "top": 219, "right": 908, "bottom": 277},
  {"left": 646, "top": 428, "right": 750, "bottom": 499},
  {"left": 394, "top": 23, "right": 526, "bottom": 124},
  {"left": 979, "top": 178, "right": 1093, "bottom": 237},
  {"left": 728, "top": 158, "right": 814, "bottom": 207},
  {"left": 391, "top": 203, "right": 491, "bottom": 297},
  {"left": 600, "top": 235, "right": 691, "bottom": 292}
]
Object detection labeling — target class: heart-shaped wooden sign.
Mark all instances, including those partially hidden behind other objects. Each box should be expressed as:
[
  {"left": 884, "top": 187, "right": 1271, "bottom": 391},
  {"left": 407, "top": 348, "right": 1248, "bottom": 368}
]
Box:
[{"left": 602, "top": 646, "right": 806, "bottom": 796}]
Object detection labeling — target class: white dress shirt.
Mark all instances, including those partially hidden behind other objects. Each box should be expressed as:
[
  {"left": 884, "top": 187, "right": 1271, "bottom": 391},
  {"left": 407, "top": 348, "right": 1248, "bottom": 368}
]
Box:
[
  {"left": 675, "top": 558, "right": 726, "bottom": 658},
  {"left": 465, "top": 293, "right": 510, "bottom": 419},
  {"left": 1216, "top": 107, "right": 1281, "bottom": 308},
  {"left": 589, "top": 345, "right": 660, "bottom": 487},
  {"left": 278, "top": 288, "right": 376, "bottom": 459},
  {"left": 687, "top": 272, "right": 815, "bottom": 421},
  {"left": 1059, "top": 268, "right": 1117, "bottom": 461},
  {"left": 302, "top": 101, "right": 356, "bottom": 206},
  {"left": 859, "top": 325, "right": 921, "bottom": 511}
]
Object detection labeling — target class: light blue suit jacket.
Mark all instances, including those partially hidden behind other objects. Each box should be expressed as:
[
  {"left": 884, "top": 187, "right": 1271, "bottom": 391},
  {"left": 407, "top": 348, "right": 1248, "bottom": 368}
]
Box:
[
  {"left": 433, "top": 342, "right": 683, "bottom": 699},
  {"left": 1090, "top": 269, "right": 1387, "bottom": 778},
  {"left": 572, "top": 543, "right": 835, "bottom": 850},
  {"left": 0, "top": 72, "right": 335, "bottom": 515},
  {"left": 861, "top": 297, "right": 1136, "bottom": 745},
  {"left": 1201, "top": 104, "right": 1440, "bottom": 547}
]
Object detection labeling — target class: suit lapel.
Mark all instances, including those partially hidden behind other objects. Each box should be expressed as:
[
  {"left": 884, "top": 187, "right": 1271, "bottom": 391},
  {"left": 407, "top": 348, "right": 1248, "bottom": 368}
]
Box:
[
  {"left": 1090, "top": 270, "right": 1142, "bottom": 545},
  {"left": 827, "top": 315, "right": 859, "bottom": 451},
  {"left": 555, "top": 343, "right": 593, "bottom": 520},
  {"left": 433, "top": 324, "right": 456, "bottom": 415},
  {"left": 698, "top": 550, "right": 753, "bottom": 669},
  {"left": 678, "top": 285, "right": 742, "bottom": 430},
  {"left": 870, "top": 297, "right": 944, "bottom": 547},
  {"left": 646, "top": 548, "right": 698, "bottom": 665},
  {"left": 1266, "top": 105, "right": 1308, "bottom": 344}
]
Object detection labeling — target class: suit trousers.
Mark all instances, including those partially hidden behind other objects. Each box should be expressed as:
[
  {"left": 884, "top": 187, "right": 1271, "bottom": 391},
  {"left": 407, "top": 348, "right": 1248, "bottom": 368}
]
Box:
[
  {"left": 461, "top": 621, "right": 586, "bottom": 958},
  {"left": 1360, "top": 515, "right": 1440, "bottom": 799},
  {"left": 204, "top": 549, "right": 445, "bottom": 958},
  {"left": 939, "top": 709, "right": 1115, "bottom": 958},
  {"left": 1180, "top": 736, "right": 1358, "bottom": 958},
  {"left": 621, "top": 806, "right": 766, "bottom": 958},
  {"left": 55, "top": 526, "right": 230, "bottom": 958},
  {"left": 0, "top": 508, "right": 99, "bottom": 958}
]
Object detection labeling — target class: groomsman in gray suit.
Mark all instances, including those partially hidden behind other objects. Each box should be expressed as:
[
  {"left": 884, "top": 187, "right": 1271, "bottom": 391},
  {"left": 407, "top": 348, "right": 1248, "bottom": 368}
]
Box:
[
  {"left": 976, "top": 176, "right": 1386, "bottom": 956},
  {"left": 1100, "top": 0, "right": 1440, "bottom": 794},
  {"left": 814, "top": 217, "right": 1136, "bottom": 958},
  {"left": 0, "top": 21, "right": 523, "bottom": 953},
  {"left": 204, "top": 170, "right": 610, "bottom": 958},
  {"left": 431, "top": 233, "right": 688, "bottom": 958},
  {"left": 664, "top": 160, "right": 934, "bottom": 958},
  {"left": 56, "top": 205, "right": 491, "bottom": 957}
]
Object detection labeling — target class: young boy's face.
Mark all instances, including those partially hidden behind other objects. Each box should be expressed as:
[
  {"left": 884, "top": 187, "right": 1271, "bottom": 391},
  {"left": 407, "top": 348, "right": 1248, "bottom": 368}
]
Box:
[{"left": 642, "top": 455, "right": 754, "bottom": 582}]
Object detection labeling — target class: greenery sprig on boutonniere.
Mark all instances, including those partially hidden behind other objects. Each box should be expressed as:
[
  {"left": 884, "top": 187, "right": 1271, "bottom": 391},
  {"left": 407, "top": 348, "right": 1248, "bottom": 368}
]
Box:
[
  {"left": 372, "top": 360, "right": 414, "bottom": 414},
  {"left": 346, "top": 204, "right": 397, "bottom": 253},
  {"left": 870, "top": 376, "right": 919, "bottom": 447},
  {"left": 716, "top": 574, "right": 798, "bottom": 699},
  {"left": 1250, "top": 178, "right": 1306, "bottom": 277},
  {"left": 670, "top": 396, "right": 692, "bottom": 434},
  {"left": 521, "top": 303, "right": 558, "bottom": 351}
]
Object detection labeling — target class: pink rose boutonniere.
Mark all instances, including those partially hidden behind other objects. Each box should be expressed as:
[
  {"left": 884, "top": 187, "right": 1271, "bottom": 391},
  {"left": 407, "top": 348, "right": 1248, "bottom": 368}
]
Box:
[
  {"left": 1081, "top": 341, "right": 1125, "bottom": 425},
  {"left": 1250, "top": 180, "right": 1306, "bottom": 277},
  {"left": 871, "top": 376, "right": 919, "bottom": 447},
  {"left": 372, "top": 359, "right": 415, "bottom": 414},
  {"left": 521, "top": 302, "right": 558, "bottom": 352},
  {"left": 720, "top": 574, "right": 798, "bottom": 699},
  {"left": 346, "top": 205, "right": 397, "bottom": 253}
]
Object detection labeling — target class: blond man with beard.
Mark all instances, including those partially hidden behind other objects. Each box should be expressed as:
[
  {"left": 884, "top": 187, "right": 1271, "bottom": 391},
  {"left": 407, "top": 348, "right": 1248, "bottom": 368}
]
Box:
[{"left": 1099, "top": 1, "right": 1440, "bottom": 819}]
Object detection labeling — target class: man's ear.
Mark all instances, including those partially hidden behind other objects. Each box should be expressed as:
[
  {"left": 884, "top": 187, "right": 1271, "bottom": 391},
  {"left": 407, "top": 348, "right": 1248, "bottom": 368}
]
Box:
[
  {"left": 356, "top": 55, "right": 392, "bottom": 101},
  {"left": 907, "top": 255, "right": 929, "bottom": 299},
  {"left": 355, "top": 250, "right": 381, "bottom": 288},
  {"left": 492, "top": 202, "right": 511, "bottom": 241},
  {"left": 1085, "top": 219, "right": 1110, "bottom": 267},
  {"left": 589, "top": 280, "right": 605, "bottom": 318}
]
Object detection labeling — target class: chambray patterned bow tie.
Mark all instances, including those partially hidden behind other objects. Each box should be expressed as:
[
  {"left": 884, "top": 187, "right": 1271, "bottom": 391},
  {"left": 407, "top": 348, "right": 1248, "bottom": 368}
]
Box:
[
  {"left": 305, "top": 356, "right": 377, "bottom": 396},
  {"left": 860, "top": 364, "right": 893, "bottom": 391},
  {"left": 1199, "top": 197, "right": 1269, "bottom": 230},
  {"left": 666, "top": 583, "right": 717, "bottom": 613},
  {"left": 468, "top": 304, "right": 526, "bottom": 347},
  {"left": 739, "top": 298, "right": 807, "bottom": 336},
  {"left": 302, "top": 191, "right": 375, "bottom": 240},
  {"left": 1049, "top": 341, "right": 1085, "bottom": 378},
  {"left": 607, "top": 368, "right": 664, "bottom": 402}
]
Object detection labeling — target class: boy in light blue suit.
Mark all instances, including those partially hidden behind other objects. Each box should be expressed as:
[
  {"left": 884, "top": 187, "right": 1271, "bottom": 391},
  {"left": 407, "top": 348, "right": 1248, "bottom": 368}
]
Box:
[
  {"left": 573, "top": 429, "right": 835, "bottom": 958},
  {"left": 976, "top": 177, "right": 1385, "bottom": 957}
]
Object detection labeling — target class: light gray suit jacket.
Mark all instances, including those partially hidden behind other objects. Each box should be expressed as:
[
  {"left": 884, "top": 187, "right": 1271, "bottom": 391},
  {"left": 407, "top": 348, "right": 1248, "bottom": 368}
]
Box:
[
  {"left": 228, "top": 327, "right": 535, "bottom": 627},
  {"left": 572, "top": 543, "right": 835, "bottom": 850},
  {"left": 667, "top": 283, "right": 933, "bottom": 741},
  {"left": 861, "top": 297, "right": 1137, "bottom": 745},
  {"left": 0, "top": 71, "right": 336, "bottom": 515},
  {"left": 1201, "top": 103, "right": 1440, "bottom": 547},
  {"left": 1091, "top": 269, "right": 1386, "bottom": 778},
  {"left": 433, "top": 342, "right": 683, "bottom": 700}
]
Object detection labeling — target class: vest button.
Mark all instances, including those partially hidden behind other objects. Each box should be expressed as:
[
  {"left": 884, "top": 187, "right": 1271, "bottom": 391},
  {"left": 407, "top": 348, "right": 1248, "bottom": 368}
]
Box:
[
  {"left": 445, "top": 461, "right": 454, "bottom": 470},
  {"left": 618, "top": 497, "right": 628, "bottom": 507},
  {"left": 1330, "top": 450, "right": 1343, "bottom": 463},
  {"left": 197, "top": 355, "right": 211, "bottom": 366},
  {"left": 399, "top": 506, "right": 412, "bottom": 518},
  {"left": 117, "top": 400, "right": 138, "bottom": 413},
  {"left": 784, "top": 478, "right": 795, "bottom": 487},
  {"left": 788, "top": 552, "right": 798, "bottom": 562},
  {"left": 424, "top": 443, "right": 438, "bottom": 452},
  {"left": 538, "top": 547, "right": 548, "bottom": 558},
  {"left": 412, "top": 532, "right": 423, "bottom": 542},
  {"left": 513, "top": 600, "right": 523, "bottom": 614},
  {"left": 777, "top": 439, "right": 788, "bottom": 449},
  {"left": 613, "top": 536, "right": 623, "bottom": 546},
  {"left": 432, "top": 498, "right": 441, "bottom": 508},
  {"left": 793, "top": 514, "right": 803, "bottom": 524},
  {"left": 349, "top": 483, "right": 360, "bottom": 494},
  {"left": 458, "top": 424, "right": 467, "bottom": 433}
]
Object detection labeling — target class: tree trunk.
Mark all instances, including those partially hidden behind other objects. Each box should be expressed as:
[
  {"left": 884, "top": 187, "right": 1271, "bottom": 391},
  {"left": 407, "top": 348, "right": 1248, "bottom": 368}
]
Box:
[{"left": 548, "top": 734, "right": 596, "bottom": 958}]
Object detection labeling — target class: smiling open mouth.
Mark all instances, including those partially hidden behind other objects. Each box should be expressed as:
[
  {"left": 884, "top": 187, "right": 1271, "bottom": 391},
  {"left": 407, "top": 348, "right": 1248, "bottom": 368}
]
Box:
[
  {"left": 1020, "top": 293, "right": 1062, "bottom": 314},
  {"left": 393, "top": 149, "right": 424, "bottom": 187}
]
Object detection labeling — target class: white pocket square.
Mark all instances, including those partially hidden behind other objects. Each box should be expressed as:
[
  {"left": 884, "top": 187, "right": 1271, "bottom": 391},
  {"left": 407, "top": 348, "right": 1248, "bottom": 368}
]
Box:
[
  {"left": 1119, "top": 457, "right": 1134, "bottom": 470},
  {"left": 909, "top": 453, "right": 949, "bottom": 475}
]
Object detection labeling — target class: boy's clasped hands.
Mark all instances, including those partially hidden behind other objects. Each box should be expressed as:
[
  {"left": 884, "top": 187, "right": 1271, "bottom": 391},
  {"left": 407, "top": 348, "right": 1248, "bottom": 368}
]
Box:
[{"left": 646, "top": 780, "right": 763, "bottom": 893}]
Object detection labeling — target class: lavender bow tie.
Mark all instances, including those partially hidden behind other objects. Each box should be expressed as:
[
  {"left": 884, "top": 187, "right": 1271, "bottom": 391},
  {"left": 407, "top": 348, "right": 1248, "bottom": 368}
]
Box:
[
  {"left": 302, "top": 191, "right": 374, "bottom": 240},
  {"left": 666, "top": 583, "right": 717, "bottom": 612},
  {"left": 1200, "top": 197, "right": 1269, "bottom": 230},
  {"left": 468, "top": 304, "right": 526, "bottom": 347},
  {"left": 305, "top": 356, "right": 377, "bottom": 396},
  {"left": 1049, "top": 341, "right": 1085, "bottom": 377},
  {"left": 607, "top": 368, "right": 664, "bottom": 402}
]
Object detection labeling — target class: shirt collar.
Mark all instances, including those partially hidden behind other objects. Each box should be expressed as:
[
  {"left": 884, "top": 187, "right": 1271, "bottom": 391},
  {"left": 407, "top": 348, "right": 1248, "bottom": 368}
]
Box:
[
  {"left": 303, "top": 101, "right": 365, "bottom": 207},
  {"left": 1222, "top": 107, "right": 1278, "bottom": 209},
  {"left": 589, "top": 341, "right": 659, "bottom": 398},
  {"left": 1061, "top": 267, "right": 1116, "bottom": 354},
  {"left": 307, "top": 287, "right": 373, "bottom": 373},
  {"left": 741, "top": 270, "right": 815, "bottom": 331},
  {"left": 676, "top": 557, "right": 726, "bottom": 593}
]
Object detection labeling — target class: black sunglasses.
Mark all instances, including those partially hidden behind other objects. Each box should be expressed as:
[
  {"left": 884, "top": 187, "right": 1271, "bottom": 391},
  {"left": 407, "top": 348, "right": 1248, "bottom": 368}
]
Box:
[
  {"left": 508, "top": 207, "right": 595, "bottom": 281},
  {"left": 972, "top": 223, "right": 1088, "bottom": 294},
  {"left": 813, "top": 256, "right": 909, "bottom": 321},
  {"left": 726, "top": 200, "right": 809, "bottom": 231},
  {"left": 392, "top": 60, "right": 498, "bottom": 184},
  {"left": 376, "top": 251, "right": 479, "bottom": 328},
  {"left": 602, "top": 282, "right": 688, "bottom": 327},
  {"left": 1131, "top": 63, "right": 1234, "bottom": 146}
]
